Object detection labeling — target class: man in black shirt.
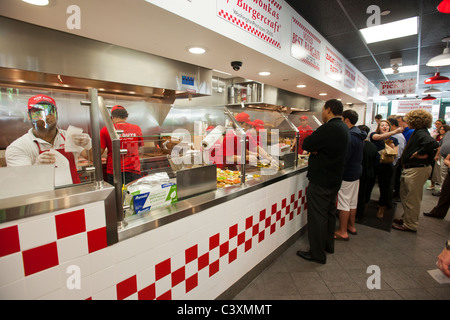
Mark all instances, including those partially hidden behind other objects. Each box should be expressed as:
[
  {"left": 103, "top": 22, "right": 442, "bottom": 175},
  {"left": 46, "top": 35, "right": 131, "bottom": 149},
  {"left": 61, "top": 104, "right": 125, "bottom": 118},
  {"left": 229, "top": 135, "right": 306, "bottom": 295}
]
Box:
[{"left": 297, "top": 99, "right": 350, "bottom": 264}]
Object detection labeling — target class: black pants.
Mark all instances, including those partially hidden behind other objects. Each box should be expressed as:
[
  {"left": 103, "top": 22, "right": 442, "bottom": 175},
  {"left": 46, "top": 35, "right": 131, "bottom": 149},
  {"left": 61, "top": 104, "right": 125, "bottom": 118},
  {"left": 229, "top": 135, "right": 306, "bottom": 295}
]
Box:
[
  {"left": 306, "top": 182, "right": 340, "bottom": 261},
  {"left": 392, "top": 162, "right": 402, "bottom": 199},
  {"left": 429, "top": 170, "right": 450, "bottom": 218},
  {"left": 107, "top": 172, "right": 142, "bottom": 186},
  {"left": 375, "top": 163, "right": 394, "bottom": 208},
  {"left": 356, "top": 177, "right": 374, "bottom": 220}
]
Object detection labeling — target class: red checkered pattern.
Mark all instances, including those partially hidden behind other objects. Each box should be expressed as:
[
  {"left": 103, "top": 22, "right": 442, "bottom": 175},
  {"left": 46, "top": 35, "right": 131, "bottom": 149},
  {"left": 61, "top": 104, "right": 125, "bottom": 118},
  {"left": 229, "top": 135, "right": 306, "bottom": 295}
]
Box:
[
  {"left": 115, "top": 187, "right": 307, "bottom": 300},
  {"left": 218, "top": 10, "right": 281, "bottom": 49},
  {"left": 292, "top": 16, "right": 321, "bottom": 44},
  {"left": 0, "top": 202, "right": 107, "bottom": 296}
]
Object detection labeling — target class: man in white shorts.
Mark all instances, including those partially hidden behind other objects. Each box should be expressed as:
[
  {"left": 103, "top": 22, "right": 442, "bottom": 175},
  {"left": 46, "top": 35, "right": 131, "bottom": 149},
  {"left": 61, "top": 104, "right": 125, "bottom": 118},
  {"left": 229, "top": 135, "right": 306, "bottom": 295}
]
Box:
[{"left": 334, "top": 110, "right": 367, "bottom": 241}]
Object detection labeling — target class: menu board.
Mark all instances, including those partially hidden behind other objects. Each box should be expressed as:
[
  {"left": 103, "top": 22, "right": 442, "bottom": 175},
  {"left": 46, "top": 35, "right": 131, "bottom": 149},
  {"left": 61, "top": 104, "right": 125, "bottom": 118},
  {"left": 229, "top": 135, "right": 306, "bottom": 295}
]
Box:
[
  {"left": 217, "top": 0, "right": 283, "bottom": 49},
  {"left": 356, "top": 74, "right": 368, "bottom": 96},
  {"left": 325, "top": 46, "right": 343, "bottom": 83},
  {"left": 397, "top": 100, "right": 432, "bottom": 113},
  {"left": 291, "top": 16, "right": 321, "bottom": 71}
]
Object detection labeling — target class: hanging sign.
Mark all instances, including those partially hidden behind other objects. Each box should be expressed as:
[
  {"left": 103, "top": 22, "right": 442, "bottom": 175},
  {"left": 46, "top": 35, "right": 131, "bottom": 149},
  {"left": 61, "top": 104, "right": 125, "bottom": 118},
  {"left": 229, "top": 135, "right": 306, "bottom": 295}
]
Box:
[
  {"left": 356, "top": 74, "right": 368, "bottom": 96},
  {"left": 397, "top": 100, "right": 432, "bottom": 113},
  {"left": 325, "top": 46, "right": 343, "bottom": 83},
  {"left": 291, "top": 16, "right": 322, "bottom": 71},
  {"left": 379, "top": 78, "right": 416, "bottom": 96},
  {"left": 217, "top": 0, "right": 282, "bottom": 49},
  {"left": 344, "top": 63, "right": 356, "bottom": 90}
]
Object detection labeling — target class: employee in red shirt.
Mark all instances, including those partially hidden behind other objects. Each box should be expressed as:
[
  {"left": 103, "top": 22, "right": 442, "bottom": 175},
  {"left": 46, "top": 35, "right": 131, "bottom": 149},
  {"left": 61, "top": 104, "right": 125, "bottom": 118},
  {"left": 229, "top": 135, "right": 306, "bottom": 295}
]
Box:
[
  {"left": 100, "top": 105, "right": 144, "bottom": 185},
  {"left": 291, "top": 115, "right": 313, "bottom": 155}
]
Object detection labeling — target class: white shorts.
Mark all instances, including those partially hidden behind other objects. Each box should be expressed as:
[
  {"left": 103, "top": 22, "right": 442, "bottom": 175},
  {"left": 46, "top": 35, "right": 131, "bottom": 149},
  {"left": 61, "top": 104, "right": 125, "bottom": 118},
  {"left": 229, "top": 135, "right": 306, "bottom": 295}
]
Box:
[{"left": 337, "top": 180, "right": 360, "bottom": 211}]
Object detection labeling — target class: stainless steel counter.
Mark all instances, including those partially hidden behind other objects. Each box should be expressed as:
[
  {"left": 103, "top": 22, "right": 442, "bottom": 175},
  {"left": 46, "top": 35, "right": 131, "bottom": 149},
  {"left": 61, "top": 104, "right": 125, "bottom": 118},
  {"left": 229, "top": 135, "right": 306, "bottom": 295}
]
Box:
[{"left": 118, "top": 165, "right": 308, "bottom": 241}]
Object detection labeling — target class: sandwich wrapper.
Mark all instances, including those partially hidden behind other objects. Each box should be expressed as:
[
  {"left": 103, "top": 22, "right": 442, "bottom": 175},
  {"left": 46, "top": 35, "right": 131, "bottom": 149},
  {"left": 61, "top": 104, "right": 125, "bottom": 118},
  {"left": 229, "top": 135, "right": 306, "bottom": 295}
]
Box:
[{"left": 65, "top": 125, "right": 84, "bottom": 153}]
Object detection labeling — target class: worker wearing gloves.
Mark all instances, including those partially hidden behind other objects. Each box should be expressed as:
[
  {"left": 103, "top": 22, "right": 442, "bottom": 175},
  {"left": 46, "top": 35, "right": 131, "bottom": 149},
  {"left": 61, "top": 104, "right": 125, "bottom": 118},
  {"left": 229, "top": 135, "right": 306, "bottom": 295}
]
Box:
[{"left": 6, "top": 94, "right": 92, "bottom": 187}]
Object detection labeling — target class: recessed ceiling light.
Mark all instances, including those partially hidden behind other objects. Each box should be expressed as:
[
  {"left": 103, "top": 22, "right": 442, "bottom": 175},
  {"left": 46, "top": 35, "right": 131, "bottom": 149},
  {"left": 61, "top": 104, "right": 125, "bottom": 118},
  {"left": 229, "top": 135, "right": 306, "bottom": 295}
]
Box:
[
  {"left": 22, "top": 0, "right": 49, "bottom": 5},
  {"left": 319, "top": 93, "right": 327, "bottom": 96},
  {"left": 259, "top": 71, "right": 271, "bottom": 76},
  {"left": 382, "top": 65, "right": 418, "bottom": 75},
  {"left": 296, "top": 84, "right": 306, "bottom": 88},
  {"left": 381, "top": 10, "right": 391, "bottom": 16},
  {"left": 187, "top": 46, "right": 207, "bottom": 54},
  {"left": 360, "top": 16, "right": 418, "bottom": 44}
]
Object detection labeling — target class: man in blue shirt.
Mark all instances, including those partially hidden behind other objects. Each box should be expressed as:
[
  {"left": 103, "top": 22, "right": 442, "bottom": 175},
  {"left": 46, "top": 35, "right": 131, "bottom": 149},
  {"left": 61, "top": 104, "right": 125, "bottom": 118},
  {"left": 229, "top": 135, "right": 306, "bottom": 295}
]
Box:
[{"left": 396, "top": 115, "right": 414, "bottom": 142}]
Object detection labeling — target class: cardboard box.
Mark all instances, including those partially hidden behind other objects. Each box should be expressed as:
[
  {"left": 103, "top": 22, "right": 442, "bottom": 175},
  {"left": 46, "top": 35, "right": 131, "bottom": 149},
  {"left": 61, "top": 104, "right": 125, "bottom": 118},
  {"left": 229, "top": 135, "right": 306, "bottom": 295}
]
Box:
[{"left": 130, "top": 182, "right": 177, "bottom": 214}]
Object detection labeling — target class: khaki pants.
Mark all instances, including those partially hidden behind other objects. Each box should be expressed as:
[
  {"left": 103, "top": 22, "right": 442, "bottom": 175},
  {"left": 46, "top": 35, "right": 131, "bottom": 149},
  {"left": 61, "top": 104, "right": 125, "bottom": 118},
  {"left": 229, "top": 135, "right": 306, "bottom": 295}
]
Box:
[{"left": 400, "top": 166, "right": 432, "bottom": 230}]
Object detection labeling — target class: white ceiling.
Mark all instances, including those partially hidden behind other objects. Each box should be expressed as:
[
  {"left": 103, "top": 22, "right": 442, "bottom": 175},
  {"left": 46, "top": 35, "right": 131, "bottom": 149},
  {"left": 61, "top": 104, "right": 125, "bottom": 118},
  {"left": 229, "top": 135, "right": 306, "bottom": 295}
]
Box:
[{"left": 0, "top": 0, "right": 368, "bottom": 104}]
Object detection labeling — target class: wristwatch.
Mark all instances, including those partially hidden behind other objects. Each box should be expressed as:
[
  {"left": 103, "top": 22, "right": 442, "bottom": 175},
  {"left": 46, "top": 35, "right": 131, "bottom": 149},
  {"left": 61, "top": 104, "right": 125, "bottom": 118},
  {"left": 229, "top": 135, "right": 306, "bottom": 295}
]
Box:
[{"left": 446, "top": 240, "right": 450, "bottom": 250}]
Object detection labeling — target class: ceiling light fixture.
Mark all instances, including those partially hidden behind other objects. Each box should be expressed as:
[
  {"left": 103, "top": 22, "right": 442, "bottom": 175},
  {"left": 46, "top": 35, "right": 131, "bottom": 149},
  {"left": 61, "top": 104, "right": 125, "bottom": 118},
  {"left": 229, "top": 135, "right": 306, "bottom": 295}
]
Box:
[
  {"left": 21, "top": 0, "right": 49, "bottom": 5},
  {"left": 382, "top": 65, "right": 418, "bottom": 75},
  {"left": 423, "top": 86, "right": 442, "bottom": 95},
  {"left": 422, "top": 94, "right": 436, "bottom": 101},
  {"left": 437, "top": 0, "right": 450, "bottom": 13},
  {"left": 359, "top": 16, "right": 418, "bottom": 44},
  {"left": 319, "top": 93, "right": 327, "bottom": 96},
  {"left": 426, "top": 37, "right": 450, "bottom": 67},
  {"left": 258, "top": 72, "right": 271, "bottom": 76},
  {"left": 296, "top": 84, "right": 306, "bottom": 88},
  {"left": 424, "top": 68, "right": 450, "bottom": 84},
  {"left": 186, "top": 46, "right": 207, "bottom": 54}
]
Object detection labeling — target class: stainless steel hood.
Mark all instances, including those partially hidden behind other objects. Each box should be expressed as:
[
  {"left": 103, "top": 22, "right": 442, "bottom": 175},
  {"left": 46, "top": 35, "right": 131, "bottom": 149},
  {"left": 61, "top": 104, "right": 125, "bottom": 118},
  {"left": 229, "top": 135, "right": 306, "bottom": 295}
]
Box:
[
  {"left": 0, "top": 16, "right": 212, "bottom": 101},
  {"left": 226, "top": 78, "right": 311, "bottom": 112}
]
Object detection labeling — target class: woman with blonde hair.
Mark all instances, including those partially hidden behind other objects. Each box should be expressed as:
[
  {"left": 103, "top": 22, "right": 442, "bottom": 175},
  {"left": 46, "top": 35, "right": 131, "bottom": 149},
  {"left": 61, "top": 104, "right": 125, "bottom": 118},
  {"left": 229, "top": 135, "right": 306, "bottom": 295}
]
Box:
[
  {"left": 369, "top": 119, "right": 403, "bottom": 218},
  {"left": 392, "top": 109, "right": 439, "bottom": 232}
]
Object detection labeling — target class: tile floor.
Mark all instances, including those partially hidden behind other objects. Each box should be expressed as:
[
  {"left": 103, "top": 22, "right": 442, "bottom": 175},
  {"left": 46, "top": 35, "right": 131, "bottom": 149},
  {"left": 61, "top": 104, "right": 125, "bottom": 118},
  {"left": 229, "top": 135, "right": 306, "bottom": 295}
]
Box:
[{"left": 233, "top": 182, "right": 450, "bottom": 300}]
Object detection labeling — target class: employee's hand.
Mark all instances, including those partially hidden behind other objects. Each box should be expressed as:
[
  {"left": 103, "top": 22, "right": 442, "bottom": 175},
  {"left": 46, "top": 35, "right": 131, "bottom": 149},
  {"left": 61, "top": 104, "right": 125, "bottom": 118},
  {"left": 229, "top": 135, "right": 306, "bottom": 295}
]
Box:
[
  {"left": 35, "top": 151, "right": 56, "bottom": 165},
  {"left": 73, "top": 133, "right": 92, "bottom": 150}
]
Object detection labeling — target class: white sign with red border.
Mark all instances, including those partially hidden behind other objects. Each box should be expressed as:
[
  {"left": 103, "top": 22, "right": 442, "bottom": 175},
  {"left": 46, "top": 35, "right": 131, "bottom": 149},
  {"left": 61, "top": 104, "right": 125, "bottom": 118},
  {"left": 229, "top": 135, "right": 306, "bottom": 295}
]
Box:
[
  {"left": 325, "top": 46, "right": 343, "bottom": 84},
  {"left": 217, "top": 0, "right": 282, "bottom": 49},
  {"left": 344, "top": 63, "right": 356, "bottom": 90},
  {"left": 290, "top": 15, "right": 322, "bottom": 71},
  {"left": 379, "top": 78, "right": 416, "bottom": 96}
]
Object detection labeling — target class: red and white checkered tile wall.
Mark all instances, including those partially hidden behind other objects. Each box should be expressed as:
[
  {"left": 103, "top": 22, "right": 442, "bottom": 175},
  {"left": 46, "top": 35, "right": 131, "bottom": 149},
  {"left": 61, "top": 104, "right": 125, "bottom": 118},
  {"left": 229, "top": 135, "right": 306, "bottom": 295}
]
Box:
[{"left": 0, "top": 172, "right": 307, "bottom": 299}]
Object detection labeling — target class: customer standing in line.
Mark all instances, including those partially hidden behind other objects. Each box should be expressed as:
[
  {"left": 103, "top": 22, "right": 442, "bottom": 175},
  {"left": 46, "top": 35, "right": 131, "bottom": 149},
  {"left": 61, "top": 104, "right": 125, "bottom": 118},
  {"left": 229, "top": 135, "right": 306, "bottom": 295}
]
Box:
[
  {"left": 392, "top": 109, "right": 439, "bottom": 232},
  {"left": 355, "top": 125, "right": 378, "bottom": 222},
  {"left": 334, "top": 110, "right": 366, "bottom": 241},
  {"left": 431, "top": 125, "right": 450, "bottom": 197},
  {"left": 369, "top": 120, "right": 402, "bottom": 219},
  {"left": 296, "top": 99, "right": 350, "bottom": 264},
  {"left": 387, "top": 118, "right": 406, "bottom": 202},
  {"left": 396, "top": 115, "right": 414, "bottom": 142},
  {"left": 424, "top": 128, "right": 450, "bottom": 219},
  {"left": 428, "top": 120, "right": 446, "bottom": 191}
]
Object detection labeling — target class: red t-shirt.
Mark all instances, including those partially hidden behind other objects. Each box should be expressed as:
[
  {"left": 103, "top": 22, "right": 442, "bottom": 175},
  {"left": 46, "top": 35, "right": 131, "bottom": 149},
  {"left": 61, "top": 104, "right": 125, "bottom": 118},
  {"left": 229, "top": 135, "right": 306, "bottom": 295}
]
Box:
[
  {"left": 100, "top": 122, "right": 144, "bottom": 174},
  {"left": 297, "top": 125, "right": 313, "bottom": 154},
  {"left": 214, "top": 130, "right": 258, "bottom": 168}
]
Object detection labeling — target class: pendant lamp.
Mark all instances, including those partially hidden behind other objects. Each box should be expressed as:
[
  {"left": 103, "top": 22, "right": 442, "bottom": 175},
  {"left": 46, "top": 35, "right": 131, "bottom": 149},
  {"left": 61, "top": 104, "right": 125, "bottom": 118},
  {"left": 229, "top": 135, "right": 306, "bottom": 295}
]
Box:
[
  {"left": 427, "top": 37, "right": 450, "bottom": 67},
  {"left": 424, "top": 68, "right": 450, "bottom": 84},
  {"left": 422, "top": 94, "right": 436, "bottom": 101},
  {"left": 423, "top": 86, "right": 442, "bottom": 95},
  {"left": 437, "top": 0, "right": 450, "bottom": 13}
]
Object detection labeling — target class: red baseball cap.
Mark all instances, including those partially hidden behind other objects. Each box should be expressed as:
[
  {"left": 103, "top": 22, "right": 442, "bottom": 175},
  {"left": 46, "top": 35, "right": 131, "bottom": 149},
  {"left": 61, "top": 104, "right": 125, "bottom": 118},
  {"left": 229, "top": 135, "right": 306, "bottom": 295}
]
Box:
[
  {"left": 252, "top": 119, "right": 265, "bottom": 129},
  {"left": 111, "top": 105, "right": 126, "bottom": 112},
  {"left": 28, "top": 94, "right": 57, "bottom": 111},
  {"left": 235, "top": 112, "right": 251, "bottom": 124},
  {"left": 300, "top": 115, "right": 308, "bottom": 120}
]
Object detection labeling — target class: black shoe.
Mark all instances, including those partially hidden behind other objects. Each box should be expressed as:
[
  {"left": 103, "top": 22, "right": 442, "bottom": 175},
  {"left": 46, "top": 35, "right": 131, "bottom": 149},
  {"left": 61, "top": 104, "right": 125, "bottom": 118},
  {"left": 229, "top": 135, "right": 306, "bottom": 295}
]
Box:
[
  {"left": 432, "top": 191, "right": 441, "bottom": 197},
  {"left": 423, "top": 212, "right": 444, "bottom": 219},
  {"left": 325, "top": 247, "right": 334, "bottom": 254},
  {"left": 296, "top": 250, "right": 326, "bottom": 264}
]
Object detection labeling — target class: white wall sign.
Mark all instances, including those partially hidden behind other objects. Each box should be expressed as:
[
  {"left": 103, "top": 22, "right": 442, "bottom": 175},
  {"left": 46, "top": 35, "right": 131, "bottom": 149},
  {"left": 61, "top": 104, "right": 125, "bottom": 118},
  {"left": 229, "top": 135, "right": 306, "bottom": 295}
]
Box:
[
  {"left": 379, "top": 78, "right": 416, "bottom": 96},
  {"left": 291, "top": 16, "right": 321, "bottom": 71},
  {"left": 344, "top": 63, "right": 356, "bottom": 90},
  {"left": 397, "top": 100, "right": 432, "bottom": 113},
  {"left": 217, "top": 0, "right": 283, "bottom": 49},
  {"left": 325, "top": 46, "right": 343, "bottom": 83}
]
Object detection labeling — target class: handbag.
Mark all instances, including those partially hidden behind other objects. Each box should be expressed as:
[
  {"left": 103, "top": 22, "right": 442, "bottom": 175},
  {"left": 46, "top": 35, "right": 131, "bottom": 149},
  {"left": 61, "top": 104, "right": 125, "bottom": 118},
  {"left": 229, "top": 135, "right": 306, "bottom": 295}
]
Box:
[{"left": 379, "top": 139, "right": 397, "bottom": 164}]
